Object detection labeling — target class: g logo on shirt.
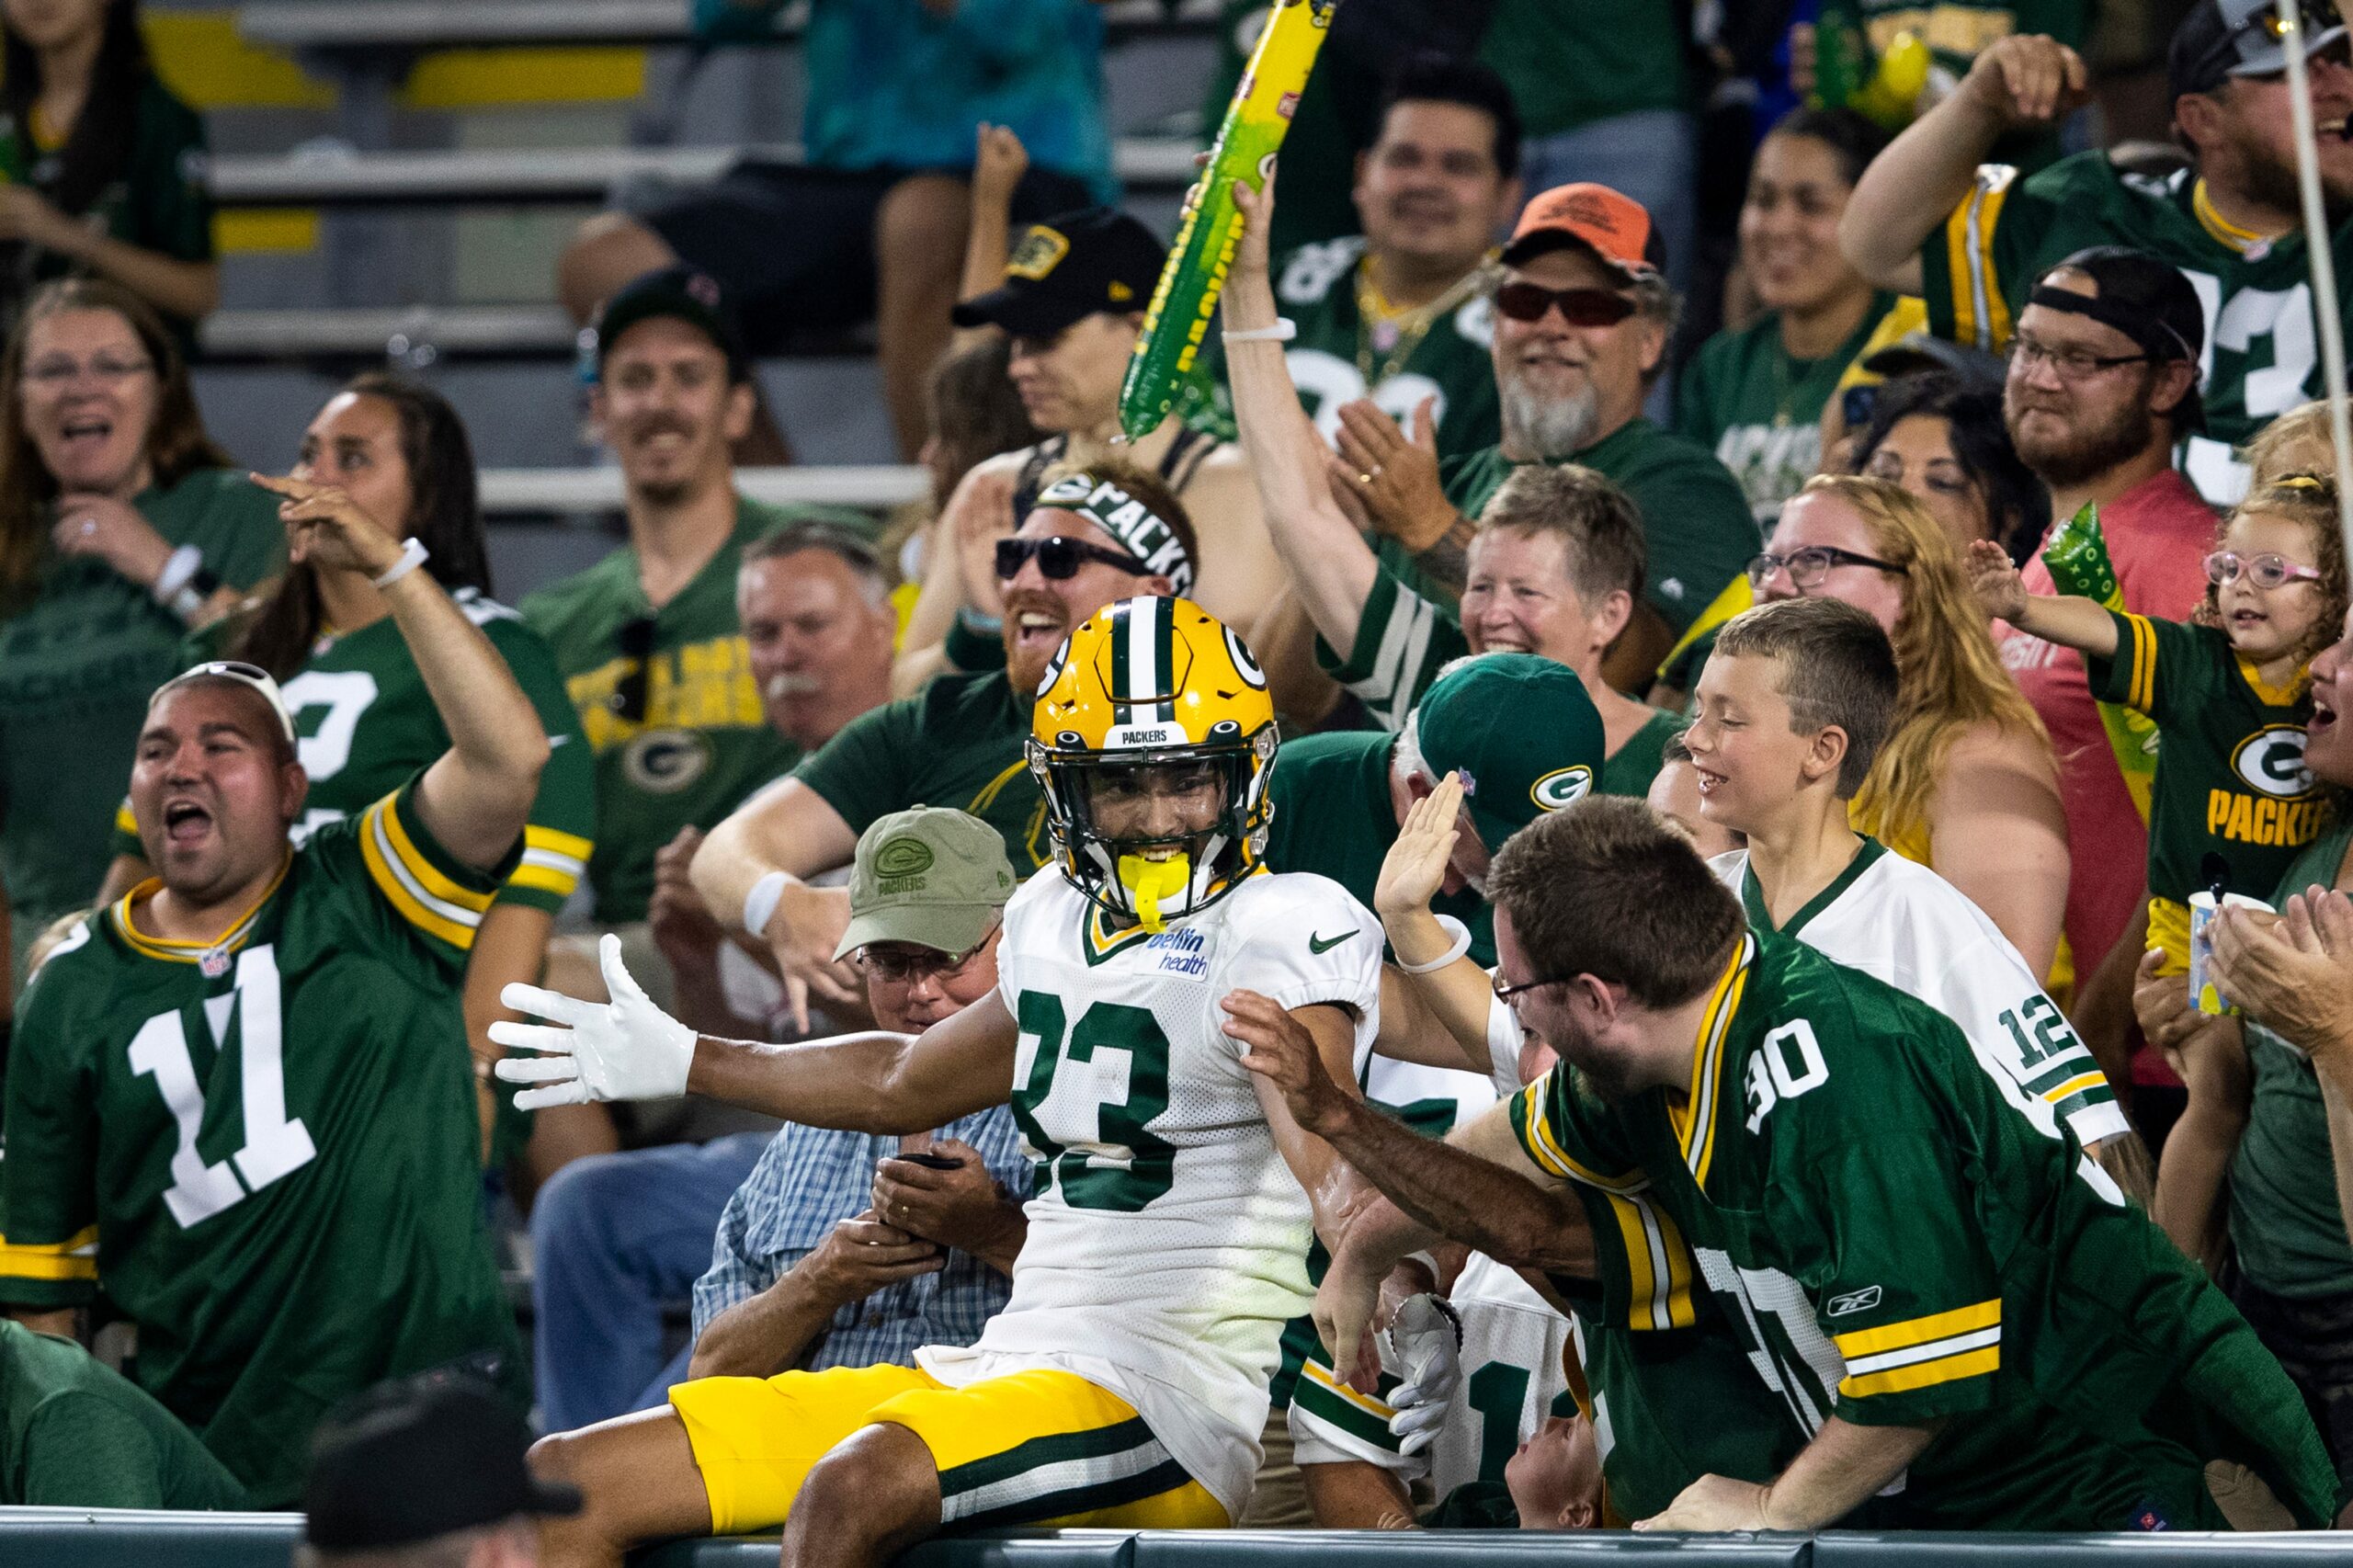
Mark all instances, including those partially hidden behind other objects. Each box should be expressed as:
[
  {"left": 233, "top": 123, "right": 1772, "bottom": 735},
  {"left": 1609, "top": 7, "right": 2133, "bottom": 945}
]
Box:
[
  {"left": 622, "top": 728, "right": 713, "bottom": 794},
  {"left": 2233, "top": 726, "right": 2314, "bottom": 798}
]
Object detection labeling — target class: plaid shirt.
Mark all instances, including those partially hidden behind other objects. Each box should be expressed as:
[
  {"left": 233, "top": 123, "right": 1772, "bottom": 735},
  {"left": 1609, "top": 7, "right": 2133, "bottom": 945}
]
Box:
[{"left": 690, "top": 1107, "right": 1031, "bottom": 1369}]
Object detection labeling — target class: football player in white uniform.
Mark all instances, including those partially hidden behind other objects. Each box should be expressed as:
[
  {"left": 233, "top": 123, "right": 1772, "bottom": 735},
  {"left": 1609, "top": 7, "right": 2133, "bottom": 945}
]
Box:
[
  {"left": 492, "top": 596, "right": 1385, "bottom": 1568},
  {"left": 1677, "top": 596, "right": 2151, "bottom": 1200}
]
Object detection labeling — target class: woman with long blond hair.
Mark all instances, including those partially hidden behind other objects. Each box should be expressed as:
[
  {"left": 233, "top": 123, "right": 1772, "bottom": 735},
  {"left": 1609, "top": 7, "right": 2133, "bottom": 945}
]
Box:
[{"left": 1750, "top": 472, "right": 2069, "bottom": 982}]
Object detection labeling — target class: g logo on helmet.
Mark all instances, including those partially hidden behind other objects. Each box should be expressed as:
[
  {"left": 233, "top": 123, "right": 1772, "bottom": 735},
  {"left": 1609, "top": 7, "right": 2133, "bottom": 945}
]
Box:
[
  {"left": 2233, "top": 726, "right": 2314, "bottom": 798},
  {"left": 1223, "top": 626, "right": 1267, "bottom": 690},
  {"left": 1037, "top": 638, "right": 1071, "bottom": 698},
  {"left": 1530, "top": 766, "right": 1594, "bottom": 812},
  {"left": 622, "top": 729, "right": 713, "bottom": 795}
]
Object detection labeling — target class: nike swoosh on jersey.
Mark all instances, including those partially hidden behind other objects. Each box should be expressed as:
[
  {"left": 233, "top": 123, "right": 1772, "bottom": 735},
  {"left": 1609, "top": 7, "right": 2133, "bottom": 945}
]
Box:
[{"left": 1309, "top": 930, "right": 1358, "bottom": 954}]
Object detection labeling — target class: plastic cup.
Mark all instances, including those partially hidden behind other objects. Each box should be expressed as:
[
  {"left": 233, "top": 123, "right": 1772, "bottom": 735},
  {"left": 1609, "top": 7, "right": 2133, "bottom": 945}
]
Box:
[{"left": 2189, "top": 891, "right": 2273, "bottom": 1016}]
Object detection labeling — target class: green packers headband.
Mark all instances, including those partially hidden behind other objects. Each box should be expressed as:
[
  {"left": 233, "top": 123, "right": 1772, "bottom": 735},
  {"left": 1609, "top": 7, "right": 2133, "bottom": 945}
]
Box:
[{"left": 1033, "top": 472, "right": 1194, "bottom": 598}]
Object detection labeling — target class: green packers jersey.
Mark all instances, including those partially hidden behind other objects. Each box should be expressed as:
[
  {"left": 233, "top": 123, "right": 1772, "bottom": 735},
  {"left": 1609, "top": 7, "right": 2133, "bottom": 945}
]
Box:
[
  {"left": 2086, "top": 610, "right": 2329, "bottom": 908},
  {"left": 1511, "top": 931, "right": 2336, "bottom": 1528},
  {"left": 111, "top": 592, "right": 597, "bottom": 915},
  {"left": 1194, "top": 239, "right": 1502, "bottom": 464},
  {"left": 522, "top": 499, "right": 802, "bottom": 922},
  {"left": 0, "top": 1320, "right": 246, "bottom": 1508},
  {"left": 791, "top": 669, "right": 1049, "bottom": 875},
  {"left": 1921, "top": 153, "right": 2353, "bottom": 499},
  {"left": 1676, "top": 299, "right": 1894, "bottom": 532},
  {"left": 1439, "top": 420, "right": 1760, "bottom": 637},
  {"left": 0, "top": 470, "right": 283, "bottom": 974},
  {"left": 1262, "top": 730, "right": 1493, "bottom": 966},
  {"left": 0, "top": 780, "right": 525, "bottom": 1506}
]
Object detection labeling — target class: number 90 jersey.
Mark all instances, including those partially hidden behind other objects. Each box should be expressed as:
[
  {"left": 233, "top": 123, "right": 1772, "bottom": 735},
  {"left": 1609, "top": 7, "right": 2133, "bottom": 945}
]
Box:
[{"left": 914, "top": 866, "right": 1382, "bottom": 1524}]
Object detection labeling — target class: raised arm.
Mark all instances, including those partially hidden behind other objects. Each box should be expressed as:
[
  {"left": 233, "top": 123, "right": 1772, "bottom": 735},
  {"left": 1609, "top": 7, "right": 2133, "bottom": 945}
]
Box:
[
  {"left": 1374, "top": 775, "right": 1502, "bottom": 1070},
  {"left": 1839, "top": 34, "right": 2089, "bottom": 295},
  {"left": 494, "top": 933, "right": 1016, "bottom": 1132},
  {"left": 253, "top": 472, "right": 547, "bottom": 871},
  {"left": 1222, "top": 171, "right": 1380, "bottom": 655},
  {"left": 1966, "top": 539, "right": 2120, "bottom": 658}
]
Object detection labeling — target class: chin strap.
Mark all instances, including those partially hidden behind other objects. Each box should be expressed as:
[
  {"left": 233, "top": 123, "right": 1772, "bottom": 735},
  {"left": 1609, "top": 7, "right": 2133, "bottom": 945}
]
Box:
[{"left": 1119, "top": 852, "right": 1193, "bottom": 933}]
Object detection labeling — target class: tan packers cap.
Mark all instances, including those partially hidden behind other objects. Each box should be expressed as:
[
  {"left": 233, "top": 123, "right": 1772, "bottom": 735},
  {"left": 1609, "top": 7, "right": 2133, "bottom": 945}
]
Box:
[{"left": 833, "top": 806, "right": 1018, "bottom": 961}]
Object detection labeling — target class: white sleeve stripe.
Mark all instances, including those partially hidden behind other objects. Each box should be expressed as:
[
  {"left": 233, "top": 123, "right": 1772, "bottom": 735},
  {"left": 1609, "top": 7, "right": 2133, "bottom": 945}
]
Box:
[
  {"left": 1844, "top": 1325, "right": 2001, "bottom": 1377},
  {"left": 369, "top": 810, "right": 485, "bottom": 930},
  {"left": 521, "top": 846, "right": 588, "bottom": 876}
]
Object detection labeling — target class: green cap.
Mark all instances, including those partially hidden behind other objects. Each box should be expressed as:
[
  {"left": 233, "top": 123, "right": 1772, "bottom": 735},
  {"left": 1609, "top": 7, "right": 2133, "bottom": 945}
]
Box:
[
  {"left": 832, "top": 806, "right": 1018, "bottom": 961},
  {"left": 1415, "top": 653, "right": 1607, "bottom": 853}
]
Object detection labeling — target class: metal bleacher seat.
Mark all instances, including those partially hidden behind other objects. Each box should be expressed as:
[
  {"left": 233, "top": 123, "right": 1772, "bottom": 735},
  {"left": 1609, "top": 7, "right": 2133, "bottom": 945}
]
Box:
[
  {"left": 234, "top": 0, "right": 1221, "bottom": 51},
  {"left": 476, "top": 462, "right": 926, "bottom": 516}
]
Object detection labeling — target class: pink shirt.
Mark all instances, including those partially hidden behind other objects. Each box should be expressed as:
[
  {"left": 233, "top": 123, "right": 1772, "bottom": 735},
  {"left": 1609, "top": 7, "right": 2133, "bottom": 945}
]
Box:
[{"left": 1994, "top": 467, "right": 2216, "bottom": 1019}]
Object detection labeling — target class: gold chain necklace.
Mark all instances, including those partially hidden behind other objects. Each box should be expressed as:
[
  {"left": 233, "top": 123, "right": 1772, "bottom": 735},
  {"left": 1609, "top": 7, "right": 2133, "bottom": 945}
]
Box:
[{"left": 1354, "top": 250, "right": 1496, "bottom": 387}]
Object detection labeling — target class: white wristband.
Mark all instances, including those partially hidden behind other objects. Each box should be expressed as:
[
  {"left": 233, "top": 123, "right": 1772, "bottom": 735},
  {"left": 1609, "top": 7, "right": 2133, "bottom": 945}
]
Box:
[
  {"left": 1222, "top": 318, "right": 1297, "bottom": 344},
  {"left": 742, "top": 869, "right": 790, "bottom": 939},
  {"left": 152, "top": 543, "right": 202, "bottom": 604},
  {"left": 1393, "top": 915, "right": 1472, "bottom": 975},
  {"left": 372, "top": 537, "right": 429, "bottom": 588}
]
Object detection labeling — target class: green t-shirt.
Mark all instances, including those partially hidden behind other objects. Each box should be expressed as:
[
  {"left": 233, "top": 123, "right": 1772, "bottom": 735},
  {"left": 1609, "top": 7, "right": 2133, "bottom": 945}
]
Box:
[
  {"left": 792, "top": 668, "right": 1051, "bottom": 875},
  {"left": 0, "top": 470, "right": 284, "bottom": 964},
  {"left": 2232, "top": 821, "right": 2353, "bottom": 1298},
  {"left": 114, "top": 591, "right": 598, "bottom": 917},
  {"left": 1439, "top": 420, "right": 1760, "bottom": 638},
  {"left": 0, "top": 1320, "right": 244, "bottom": 1508},
  {"left": 0, "top": 75, "right": 213, "bottom": 341},
  {"left": 1599, "top": 706, "right": 1681, "bottom": 799},
  {"left": 1195, "top": 238, "right": 1501, "bottom": 464},
  {"left": 2086, "top": 610, "right": 2331, "bottom": 910},
  {"left": 1477, "top": 0, "right": 1688, "bottom": 138},
  {"left": 1202, "top": 3, "right": 1364, "bottom": 253},
  {"left": 0, "top": 778, "right": 526, "bottom": 1506},
  {"left": 1675, "top": 298, "right": 1895, "bottom": 534},
  {"left": 1511, "top": 930, "right": 2336, "bottom": 1528},
  {"left": 522, "top": 498, "right": 804, "bottom": 923},
  {"left": 1921, "top": 152, "right": 2353, "bottom": 500},
  {"left": 1261, "top": 729, "right": 1493, "bottom": 965}
]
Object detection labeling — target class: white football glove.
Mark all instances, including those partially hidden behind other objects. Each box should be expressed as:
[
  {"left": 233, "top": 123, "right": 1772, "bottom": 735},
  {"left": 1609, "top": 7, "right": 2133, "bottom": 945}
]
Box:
[
  {"left": 1382, "top": 1293, "right": 1464, "bottom": 1456},
  {"left": 491, "top": 932, "right": 696, "bottom": 1109}
]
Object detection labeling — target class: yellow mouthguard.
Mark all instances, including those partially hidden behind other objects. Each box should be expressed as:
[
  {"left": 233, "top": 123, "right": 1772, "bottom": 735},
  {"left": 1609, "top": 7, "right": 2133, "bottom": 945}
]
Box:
[{"left": 1119, "top": 852, "right": 1192, "bottom": 933}]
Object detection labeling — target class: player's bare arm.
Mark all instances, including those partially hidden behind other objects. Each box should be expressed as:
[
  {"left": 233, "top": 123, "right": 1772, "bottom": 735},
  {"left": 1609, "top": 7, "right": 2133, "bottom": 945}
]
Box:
[
  {"left": 1637, "top": 1415, "right": 1945, "bottom": 1533},
  {"left": 254, "top": 471, "right": 549, "bottom": 871},
  {"left": 494, "top": 934, "right": 1015, "bottom": 1132}
]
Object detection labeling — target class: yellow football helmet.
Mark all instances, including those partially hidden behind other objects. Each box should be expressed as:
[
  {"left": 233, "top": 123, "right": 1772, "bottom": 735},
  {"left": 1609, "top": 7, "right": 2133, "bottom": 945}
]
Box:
[{"left": 1029, "top": 595, "right": 1278, "bottom": 929}]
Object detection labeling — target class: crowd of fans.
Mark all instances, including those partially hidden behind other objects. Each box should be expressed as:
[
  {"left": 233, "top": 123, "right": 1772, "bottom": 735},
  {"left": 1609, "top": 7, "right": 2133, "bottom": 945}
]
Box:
[{"left": 11, "top": 0, "right": 2353, "bottom": 1556}]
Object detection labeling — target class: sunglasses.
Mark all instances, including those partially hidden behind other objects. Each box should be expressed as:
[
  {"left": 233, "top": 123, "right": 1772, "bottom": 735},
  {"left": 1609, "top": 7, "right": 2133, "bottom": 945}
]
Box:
[
  {"left": 856, "top": 930, "right": 996, "bottom": 984},
  {"left": 609, "top": 616, "right": 658, "bottom": 724},
  {"left": 2204, "top": 550, "right": 2326, "bottom": 589},
  {"left": 2247, "top": 0, "right": 2345, "bottom": 44},
  {"left": 1493, "top": 282, "right": 1639, "bottom": 328},
  {"left": 995, "top": 535, "right": 1152, "bottom": 583},
  {"left": 1745, "top": 544, "right": 1908, "bottom": 589}
]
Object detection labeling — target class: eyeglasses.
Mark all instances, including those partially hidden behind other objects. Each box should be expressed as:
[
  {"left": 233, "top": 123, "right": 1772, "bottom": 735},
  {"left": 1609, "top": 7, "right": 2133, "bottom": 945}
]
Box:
[
  {"left": 1492, "top": 971, "right": 1565, "bottom": 1006},
  {"left": 2205, "top": 549, "right": 2327, "bottom": 589},
  {"left": 995, "top": 535, "right": 1151, "bottom": 583},
  {"left": 1745, "top": 544, "right": 1908, "bottom": 589},
  {"left": 2006, "top": 334, "right": 2151, "bottom": 381},
  {"left": 855, "top": 933, "right": 994, "bottom": 984},
  {"left": 609, "top": 616, "right": 658, "bottom": 723},
  {"left": 1493, "top": 282, "right": 1638, "bottom": 328},
  {"left": 23, "top": 354, "right": 153, "bottom": 388}
]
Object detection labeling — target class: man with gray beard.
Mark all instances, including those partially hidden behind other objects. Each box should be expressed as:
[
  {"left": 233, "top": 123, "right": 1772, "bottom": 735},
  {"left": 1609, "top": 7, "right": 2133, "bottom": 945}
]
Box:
[{"left": 1271, "top": 183, "right": 1756, "bottom": 690}]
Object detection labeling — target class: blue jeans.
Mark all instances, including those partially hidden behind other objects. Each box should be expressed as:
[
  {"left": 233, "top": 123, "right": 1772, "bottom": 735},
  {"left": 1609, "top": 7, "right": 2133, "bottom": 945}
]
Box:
[{"left": 529, "top": 1132, "right": 771, "bottom": 1431}]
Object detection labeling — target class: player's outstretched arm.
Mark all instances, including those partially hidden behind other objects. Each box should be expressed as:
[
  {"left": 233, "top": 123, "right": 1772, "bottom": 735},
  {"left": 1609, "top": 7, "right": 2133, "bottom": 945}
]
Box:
[
  {"left": 255, "top": 471, "right": 548, "bottom": 871},
  {"left": 1230, "top": 991, "right": 1594, "bottom": 1274},
  {"left": 1637, "top": 1416, "right": 1944, "bottom": 1533},
  {"left": 495, "top": 933, "right": 1016, "bottom": 1131}
]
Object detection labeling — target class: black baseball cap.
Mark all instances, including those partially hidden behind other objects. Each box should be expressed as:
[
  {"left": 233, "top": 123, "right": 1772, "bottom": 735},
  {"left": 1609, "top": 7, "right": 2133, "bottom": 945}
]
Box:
[
  {"left": 593, "top": 264, "right": 751, "bottom": 382},
  {"left": 2171, "top": 0, "right": 2348, "bottom": 98},
  {"left": 2029, "top": 245, "right": 2210, "bottom": 430},
  {"left": 952, "top": 208, "right": 1166, "bottom": 337},
  {"left": 303, "top": 1377, "right": 581, "bottom": 1551}
]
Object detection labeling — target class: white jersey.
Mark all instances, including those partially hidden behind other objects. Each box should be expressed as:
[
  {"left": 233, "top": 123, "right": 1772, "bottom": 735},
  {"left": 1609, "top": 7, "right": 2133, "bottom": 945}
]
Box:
[
  {"left": 1709, "top": 841, "right": 2131, "bottom": 1149},
  {"left": 1425, "top": 1253, "right": 1574, "bottom": 1500},
  {"left": 1286, "top": 1056, "right": 1495, "bottom": 1474},
  {"left": 915, "top": 868, "right": 1382, "bottom": 1522}
]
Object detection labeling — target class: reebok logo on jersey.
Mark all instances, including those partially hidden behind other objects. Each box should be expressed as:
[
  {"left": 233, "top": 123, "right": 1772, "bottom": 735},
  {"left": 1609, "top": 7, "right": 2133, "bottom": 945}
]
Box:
[
  {"left": 1827, "top": 1286, "right": 1882, "bottom": 1317},
  {"left": 1308, "top": 930, "right": 1358, "bottom": 954}
]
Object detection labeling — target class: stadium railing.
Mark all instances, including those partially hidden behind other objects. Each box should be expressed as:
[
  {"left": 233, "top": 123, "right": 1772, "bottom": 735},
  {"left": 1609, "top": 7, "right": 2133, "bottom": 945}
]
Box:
[
  {"left": 1, "top": 1514, "right": 2343, "bottom": 1565},
  {"left": 476, "top": 463, "right": 927, "bottom": 516}
]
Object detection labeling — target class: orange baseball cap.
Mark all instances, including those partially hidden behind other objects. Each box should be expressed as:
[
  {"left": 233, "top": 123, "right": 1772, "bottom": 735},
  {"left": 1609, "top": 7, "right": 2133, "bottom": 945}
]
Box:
[{"left": 1500, "top": 183, "right": 1665, "bottom": 280}]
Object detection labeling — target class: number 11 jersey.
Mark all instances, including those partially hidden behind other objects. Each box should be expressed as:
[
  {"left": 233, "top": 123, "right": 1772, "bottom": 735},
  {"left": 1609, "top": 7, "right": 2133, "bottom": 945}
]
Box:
[
  {"left": 916, "top": 867, "right": 1381, "bottom": 1524},
  {"left": 1, "top": 778, "right": 523, "bottom": 1506}
]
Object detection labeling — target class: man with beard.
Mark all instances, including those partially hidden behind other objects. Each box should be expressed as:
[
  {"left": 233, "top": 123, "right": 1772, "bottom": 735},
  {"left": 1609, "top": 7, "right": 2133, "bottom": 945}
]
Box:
[
  {"left": 523, "top": 268, "right": 872, "bottom": 960},
  {"left": 1231, "top": 176, "right": 1756, "bottom": 693},
  {"left": 691, "top": 465, "right": 1196, "bottom": 1031},
  {"left": 1991, "top": 249, "right": 2220, "bottom": 1083},
  {"left": 1190, "top": 54, "right": 1524, "bottom": 465},
  {"left": 1841, "top": 0, "right": 2353, "bottom": 501}
]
